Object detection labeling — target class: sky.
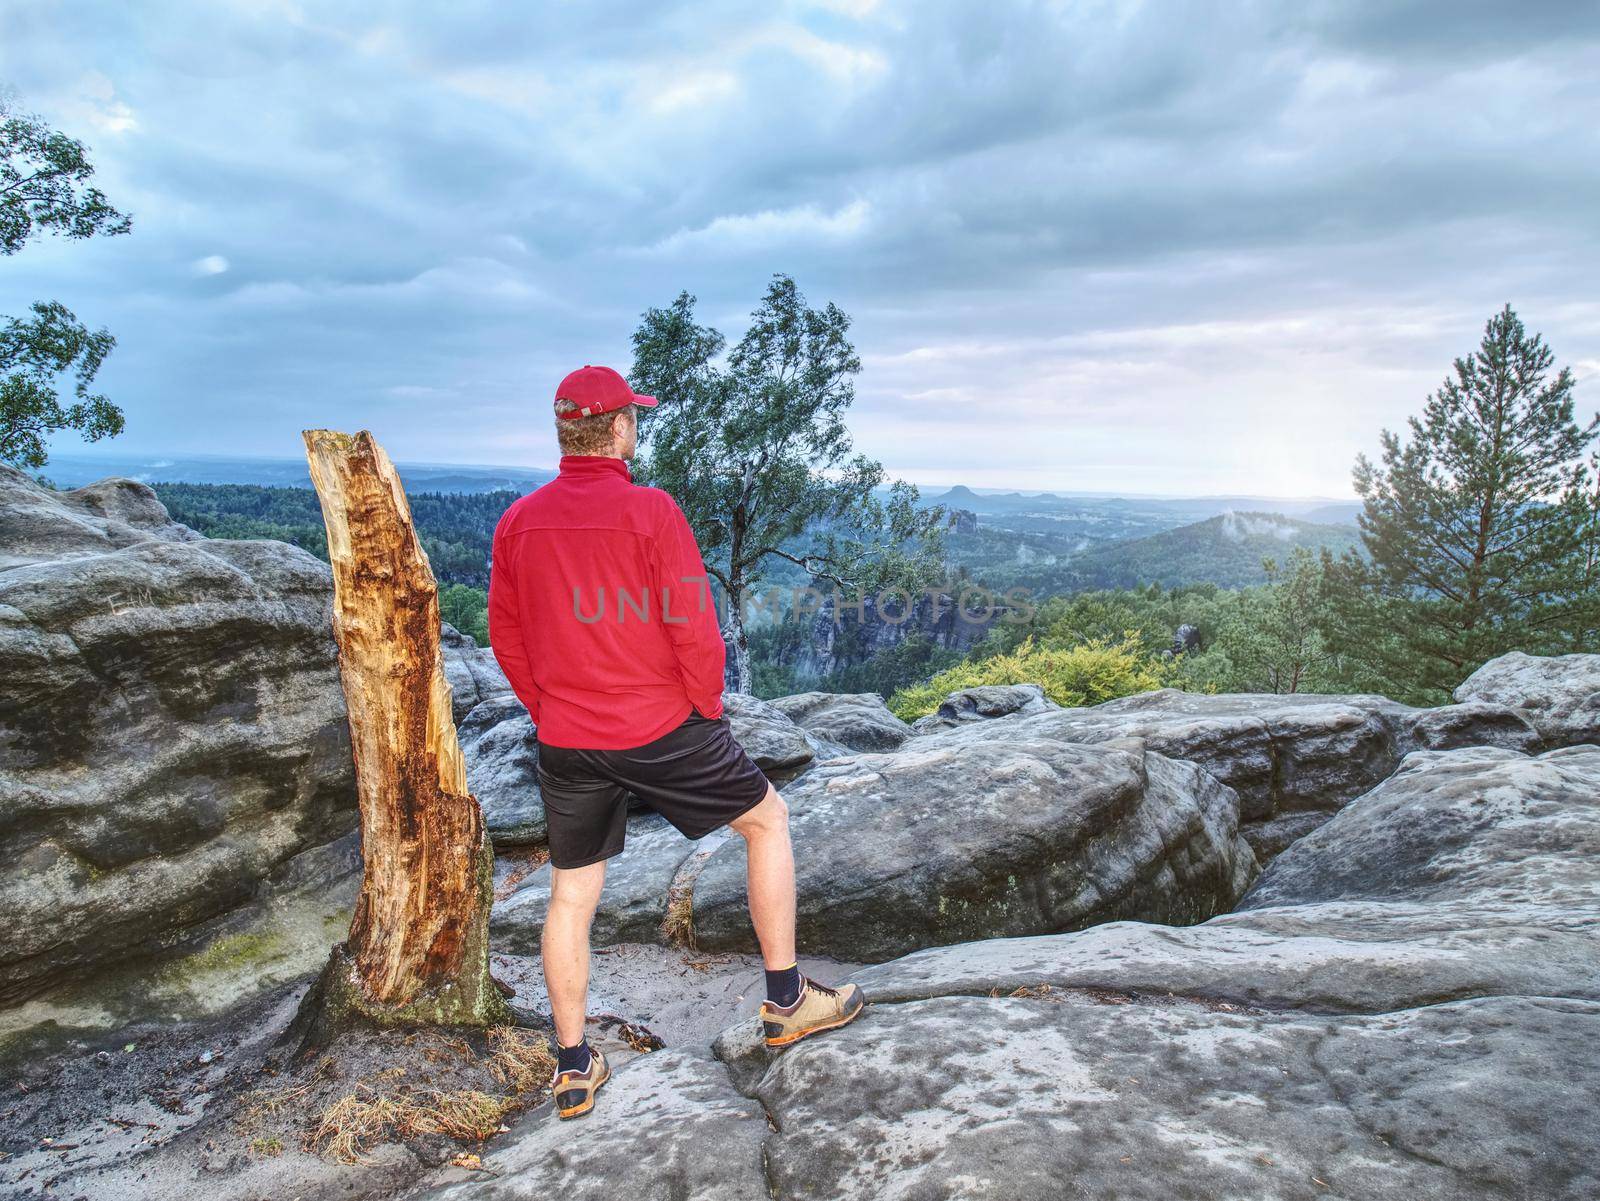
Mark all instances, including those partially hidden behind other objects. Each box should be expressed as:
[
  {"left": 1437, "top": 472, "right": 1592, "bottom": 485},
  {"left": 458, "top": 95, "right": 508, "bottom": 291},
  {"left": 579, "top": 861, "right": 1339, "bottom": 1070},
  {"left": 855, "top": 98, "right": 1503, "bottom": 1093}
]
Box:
[{"left": 2, "top": 0, "right": 1597, "bottom": 497}]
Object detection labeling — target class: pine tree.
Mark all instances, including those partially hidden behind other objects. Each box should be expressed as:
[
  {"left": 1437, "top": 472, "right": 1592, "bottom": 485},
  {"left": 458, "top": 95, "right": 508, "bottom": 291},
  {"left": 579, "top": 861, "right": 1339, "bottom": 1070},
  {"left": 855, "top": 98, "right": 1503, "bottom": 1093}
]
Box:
[
  {"left": 1216, "top": 548, "right": 1334, "bottom": 694},
  {"left": 1331, "top": 305, "right": 1598, "bottom": 700}
]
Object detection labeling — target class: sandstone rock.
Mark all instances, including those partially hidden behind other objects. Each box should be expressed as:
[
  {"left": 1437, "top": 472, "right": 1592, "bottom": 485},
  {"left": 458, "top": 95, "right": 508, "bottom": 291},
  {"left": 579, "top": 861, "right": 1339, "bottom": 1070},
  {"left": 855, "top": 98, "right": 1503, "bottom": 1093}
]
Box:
[
  {"left": 0, "top": 469, "right": 358, "bottom": 1013},
  {"left": 1170, "top": 621, "right": 1201, "bottom": 656},
  {"left": 840, "top": 744, "right": 1600, "bottom": 1018},
  {"left": 692, "top": 741, "right": 1600, "bottom": 1201},
  {"left": 1452, "top": 650, "right": 1600, "bottom": 749},
  {"left": 766, "top": 691, "right": 913, "bottom": 752},
  {"left": 1237, "top": 809, "right": 1328, "bottom": 860},
  {"left": 459, "top": 696, "right": 545, "bottom": 846},
  {"left": 1023, "top": 689, "right": 1416, "bottom": 818},
  {"left": 743, "top": 992, "right": 1598, "bottom": 1201},
  {"left": 1400, "top": 700, "right": 1543, "bottom": 753},
  {"left": 688, "top": 736, "right": 1257, "bottom": 961},
  {"left": 440, "top": 622, "right": 512, "bottom": 724},
  {"left": 908, "top": 682, "right": 1059, "bottom": 733},
  {"left": 913, "top": 688, "right": 1428, "bottom": 861},
  {"left": 720, "top": 691, "right": 814, "bottom": 779},
  {"left": 1, "top": 833, "right": 361, "bottom": 1060},
  {"left": 0, "top": 465, "right": 199, "bottom": 570},
  {"left": 414, "top": 1048, "right": 769, "bottom": 1200},
  {"left": 906, "top": 685, "right": 1563, "bottom": 860},
  {"left": 1241, "top": 743, "right": 1600, "bottom": 911}
]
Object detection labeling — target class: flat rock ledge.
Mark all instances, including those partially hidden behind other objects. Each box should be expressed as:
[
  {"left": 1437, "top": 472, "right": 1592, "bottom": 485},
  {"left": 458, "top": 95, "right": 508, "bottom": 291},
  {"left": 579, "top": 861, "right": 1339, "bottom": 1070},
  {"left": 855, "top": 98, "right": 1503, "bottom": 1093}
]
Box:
[{"left": 442, "top": 742, "right": 1600, "bottom": 1201}]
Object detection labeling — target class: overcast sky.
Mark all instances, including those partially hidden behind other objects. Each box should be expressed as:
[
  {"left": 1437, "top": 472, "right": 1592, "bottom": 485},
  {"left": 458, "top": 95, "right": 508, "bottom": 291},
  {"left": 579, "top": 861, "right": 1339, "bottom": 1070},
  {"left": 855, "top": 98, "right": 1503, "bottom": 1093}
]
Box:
[{"left": 2, "top": 1, "right": 1597, "bottom": 497}]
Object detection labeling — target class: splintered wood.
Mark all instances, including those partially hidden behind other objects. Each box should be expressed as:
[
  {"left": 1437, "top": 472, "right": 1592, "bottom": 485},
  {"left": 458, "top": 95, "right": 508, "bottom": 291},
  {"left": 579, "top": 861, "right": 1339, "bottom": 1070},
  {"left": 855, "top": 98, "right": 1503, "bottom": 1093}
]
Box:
[{"left": 304, "top": 429, "right": 491, "bottom": 1010}]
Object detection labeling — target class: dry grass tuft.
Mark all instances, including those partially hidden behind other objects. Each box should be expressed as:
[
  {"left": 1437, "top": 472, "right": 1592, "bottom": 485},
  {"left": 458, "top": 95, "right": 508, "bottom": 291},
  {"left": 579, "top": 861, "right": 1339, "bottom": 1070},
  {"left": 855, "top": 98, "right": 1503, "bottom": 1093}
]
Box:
[
  {"left": 239, "top": 1026, "right": 560, "bottom": 1166},
  {"left": 308, "top": 1087, "right": 405, "bottom": 1164},
  {"left": 486, "top": 1026, "right": 555, "bottom": 1094},
  {"left": 989, "top": 982, "right": 1065, "bottom": 1000},
  {"left": 661, "top": 886, "right": 697, "bottom": 949},
  {"left": 406, "top": 1090, "right": 515, "bottom": 1141},
  {"left": 307, "top": 1085, "right": 518, "bottom": 1163}
]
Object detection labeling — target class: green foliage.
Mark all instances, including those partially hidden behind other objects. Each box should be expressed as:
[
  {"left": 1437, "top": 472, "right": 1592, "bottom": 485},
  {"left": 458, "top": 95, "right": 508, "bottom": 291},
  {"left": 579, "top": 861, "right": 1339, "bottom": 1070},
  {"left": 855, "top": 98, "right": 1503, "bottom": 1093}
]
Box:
[
  {"left": 155, "top": 483, "right": 327, "bottom": 557},
  {"left": 888, "top": 633, "right": 1174, "bottom": 720},
  {"left": 1335, "top": 304, "right": 1599, "bottom": 700},
  {"left": 152, "top": 484, "right": 520, "bottom": 590},
  {"left": 630, "top": 274, "right": 947, "bottom": 691},
  {"left": 1, "top": 96, "right": 131, "bottom": 468},
  {"left": 1, "top": 96, "right": 131, "bottom": 252},
  {"left": 439, "top": 584, "right": 490, "bottom": 645},
  {"left": 1207, "top": 548, "right": 1337, "bottom": 694}
]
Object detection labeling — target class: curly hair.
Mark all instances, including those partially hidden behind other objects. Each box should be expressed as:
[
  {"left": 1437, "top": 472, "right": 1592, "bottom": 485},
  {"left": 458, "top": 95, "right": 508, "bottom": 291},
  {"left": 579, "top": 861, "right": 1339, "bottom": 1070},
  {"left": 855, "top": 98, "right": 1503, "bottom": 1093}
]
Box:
[{"left": 554, "top": 399, "right": 634, "bottom": 456}]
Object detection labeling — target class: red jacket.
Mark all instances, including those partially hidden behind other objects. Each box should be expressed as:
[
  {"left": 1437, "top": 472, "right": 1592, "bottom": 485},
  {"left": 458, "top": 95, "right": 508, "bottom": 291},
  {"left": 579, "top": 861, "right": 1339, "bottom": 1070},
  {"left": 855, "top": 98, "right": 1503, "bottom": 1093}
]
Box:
[{"left": 486, "top": 454, "right": 726, "bottom": 749}]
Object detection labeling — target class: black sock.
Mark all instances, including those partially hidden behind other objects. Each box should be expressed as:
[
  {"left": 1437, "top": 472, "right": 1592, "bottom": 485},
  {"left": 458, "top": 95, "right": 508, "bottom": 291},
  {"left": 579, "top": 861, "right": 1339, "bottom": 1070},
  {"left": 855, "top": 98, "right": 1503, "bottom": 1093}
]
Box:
[
  {"left": 556, "top": 1038, "right": 592, "bottom": 1075},
  {"left": 766, "top": 963, "right": 802, "bottom": 1008}
]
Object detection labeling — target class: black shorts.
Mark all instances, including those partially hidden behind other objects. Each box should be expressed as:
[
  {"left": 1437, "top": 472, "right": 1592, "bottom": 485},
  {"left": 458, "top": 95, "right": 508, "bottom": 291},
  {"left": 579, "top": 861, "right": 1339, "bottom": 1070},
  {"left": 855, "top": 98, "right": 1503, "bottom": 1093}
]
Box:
[{"left": 536, "top": 707, "right": 771, "bottom": 869}]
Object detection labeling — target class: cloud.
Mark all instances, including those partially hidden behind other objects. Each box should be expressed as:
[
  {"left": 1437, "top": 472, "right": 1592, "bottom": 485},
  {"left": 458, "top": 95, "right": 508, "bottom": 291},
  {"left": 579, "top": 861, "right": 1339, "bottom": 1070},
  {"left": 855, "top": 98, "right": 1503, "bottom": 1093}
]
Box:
[
  {"left": 634, "top": 198, "right": 871, "bottom": 257},
  {"left": 0, "top": 0, "right": 1593, "bottom": 494}
]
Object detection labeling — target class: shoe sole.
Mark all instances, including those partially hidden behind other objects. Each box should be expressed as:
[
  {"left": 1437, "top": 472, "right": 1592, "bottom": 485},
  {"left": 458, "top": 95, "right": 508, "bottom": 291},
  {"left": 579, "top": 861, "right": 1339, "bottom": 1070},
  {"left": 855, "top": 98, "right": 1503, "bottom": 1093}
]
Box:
[
  {"left": 555, "top": 1059, "right": 611, "bottom": 1120},
  {"left": 764, "top": 992, "right": 867, "bottom": 1048}
]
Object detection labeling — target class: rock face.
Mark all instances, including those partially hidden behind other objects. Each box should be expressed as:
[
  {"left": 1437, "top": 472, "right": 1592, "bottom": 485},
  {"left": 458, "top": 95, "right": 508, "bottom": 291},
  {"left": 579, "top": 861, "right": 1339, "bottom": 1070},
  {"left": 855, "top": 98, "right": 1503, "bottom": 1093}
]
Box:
[
  {"left": 491, "top": 722, "right": 1260, "bottom": 966},
  {"left": 1402, "top": 699, "right": 1542, "bottom": 753},
  {"left": 416, "top": 1048, "right": 770, "bottom": 1201},
  {"left": 720, "top": 691, "right": 816, "bottom": 779},
  {"left": 440, "top": 622, "right": 513, "bottom": 724},
  {"left": 789, "top": 590, "right": 1005, "bottom": 681},
  {"left": 908, "top": 681, "right": 1060, "bottom": 733},
  {"left": 766, "top": 691, "right": 913, "bottom": 752},
  {"left": 738, "top": 992, "right": 1596, "bottom": 1200},
  {"left": 462, "top": 741, "right": 1600, "bottom": 1200},
  {"left": 1170, "top": 621, "right": 1201, "bottom": 656},
  {"left": 953, "top": 688, "right": 1415, "bottom": 816},
  {"left": 1241, "top": 742, "right": 1600, "bottom": 912},
  {"left": 1453, "top": 650, "right": 1600, "bottom": 749},
  {"left": 909, "top": 686, "right": 1524, "bottom": 857},
  {"left": 0, "top": 467, "right": 358, "bottom": 1012},
  {"left": 0, "top": 467, "right": 203, "bottom": 570},
  {"left": 457, "top": 695, "right": 545, "bottom": 847},
  {"left": 687, "top": 734, "right": 1258, "bottom": 961}
]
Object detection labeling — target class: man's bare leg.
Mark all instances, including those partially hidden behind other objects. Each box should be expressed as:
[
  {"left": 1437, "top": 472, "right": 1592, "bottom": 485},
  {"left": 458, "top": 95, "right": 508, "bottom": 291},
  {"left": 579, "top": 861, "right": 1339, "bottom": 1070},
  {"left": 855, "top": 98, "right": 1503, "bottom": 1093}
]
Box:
[
  {"left": 732, "top": 782, "right": 867, "bottom": 1044},
  {"left": 543, "top": 859, "right": 607, "bottom": 1047},
  {"left": 728, "top": 783, "right": 796, "bottom": 969}
]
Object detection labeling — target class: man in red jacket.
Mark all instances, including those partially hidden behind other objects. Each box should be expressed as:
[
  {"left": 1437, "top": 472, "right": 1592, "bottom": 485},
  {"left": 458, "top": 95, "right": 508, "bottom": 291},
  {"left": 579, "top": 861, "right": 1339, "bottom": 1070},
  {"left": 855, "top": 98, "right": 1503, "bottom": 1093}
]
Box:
[{"left": 488, "top": 365, "right": 865, "bottom": 1119}]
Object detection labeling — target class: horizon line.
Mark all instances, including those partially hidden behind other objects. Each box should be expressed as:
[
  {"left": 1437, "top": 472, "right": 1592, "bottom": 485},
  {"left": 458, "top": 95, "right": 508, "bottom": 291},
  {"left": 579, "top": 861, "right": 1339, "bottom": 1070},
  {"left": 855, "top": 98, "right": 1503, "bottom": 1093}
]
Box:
[{"left": 39, "top": 447, "right": 1362, "bottom": 505}]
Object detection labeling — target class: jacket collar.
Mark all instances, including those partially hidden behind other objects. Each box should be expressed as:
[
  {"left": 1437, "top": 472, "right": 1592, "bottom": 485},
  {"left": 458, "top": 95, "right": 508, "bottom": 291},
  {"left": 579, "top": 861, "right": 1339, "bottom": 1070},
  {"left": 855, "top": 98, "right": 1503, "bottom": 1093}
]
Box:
[{"left": 557, "top": 454, "right": 632, "bottom": 483}]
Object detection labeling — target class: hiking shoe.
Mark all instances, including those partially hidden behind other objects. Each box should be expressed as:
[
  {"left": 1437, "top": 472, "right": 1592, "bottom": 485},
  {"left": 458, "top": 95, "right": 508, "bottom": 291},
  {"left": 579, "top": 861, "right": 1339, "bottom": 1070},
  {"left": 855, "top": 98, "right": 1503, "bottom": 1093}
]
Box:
[
  {"left": 552, "top": 1048, "right": 610, "bottom": 1119},
  {"left": 761, "top": 977, "right": 867, "bottom": 1047}
]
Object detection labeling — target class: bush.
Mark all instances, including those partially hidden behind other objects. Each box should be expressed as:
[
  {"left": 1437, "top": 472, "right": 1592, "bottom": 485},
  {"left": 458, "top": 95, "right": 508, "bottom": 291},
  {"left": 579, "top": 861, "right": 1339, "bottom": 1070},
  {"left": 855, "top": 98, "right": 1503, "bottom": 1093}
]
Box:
[{"left": 888, "top": 633, "right": 1173, "bottom": 720}]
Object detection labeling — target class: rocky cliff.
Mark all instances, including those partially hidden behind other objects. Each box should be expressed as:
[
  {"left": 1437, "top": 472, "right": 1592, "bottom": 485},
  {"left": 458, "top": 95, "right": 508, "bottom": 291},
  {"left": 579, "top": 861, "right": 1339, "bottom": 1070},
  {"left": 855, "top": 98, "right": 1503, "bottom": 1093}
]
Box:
[
  {"left": 3, "top": 467, "right": 1598, "bottom": 1199},
  {"left": 0, "top": 467, "right": 359, "bottom": 1036}
]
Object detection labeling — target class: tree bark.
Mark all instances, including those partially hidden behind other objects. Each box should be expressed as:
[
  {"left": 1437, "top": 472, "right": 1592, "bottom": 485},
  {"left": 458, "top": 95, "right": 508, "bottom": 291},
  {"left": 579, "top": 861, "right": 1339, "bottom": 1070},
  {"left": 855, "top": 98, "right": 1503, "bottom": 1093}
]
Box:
[{"left": 295, "top": 429, "right": 511, "bottom": 1040}]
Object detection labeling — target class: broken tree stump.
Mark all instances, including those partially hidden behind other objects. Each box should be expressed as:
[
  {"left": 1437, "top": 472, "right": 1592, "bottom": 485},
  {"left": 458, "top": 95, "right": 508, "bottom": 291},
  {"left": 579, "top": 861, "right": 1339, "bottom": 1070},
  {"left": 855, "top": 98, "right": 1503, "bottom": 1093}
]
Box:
[{"left": 294, "top": 429, "right": 511, "bottom": 1041}]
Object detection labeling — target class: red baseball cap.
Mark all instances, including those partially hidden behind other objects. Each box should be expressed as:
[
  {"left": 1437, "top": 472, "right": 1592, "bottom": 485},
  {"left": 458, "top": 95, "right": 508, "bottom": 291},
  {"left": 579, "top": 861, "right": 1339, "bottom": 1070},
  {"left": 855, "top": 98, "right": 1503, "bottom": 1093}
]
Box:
[{"left": 554, "top": 364, "right": 658, "bottom": 420}]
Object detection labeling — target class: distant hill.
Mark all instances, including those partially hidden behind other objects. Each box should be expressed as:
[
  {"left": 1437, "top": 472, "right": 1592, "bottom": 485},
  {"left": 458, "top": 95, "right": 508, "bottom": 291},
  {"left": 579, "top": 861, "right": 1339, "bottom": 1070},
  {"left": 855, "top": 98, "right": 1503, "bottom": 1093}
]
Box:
[
  {"left": 937, "top": 507, "right": 1362, "bottom": 595},
  {"left": 1056, "top": 511, "right": 1362, "bottom": 590}
]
